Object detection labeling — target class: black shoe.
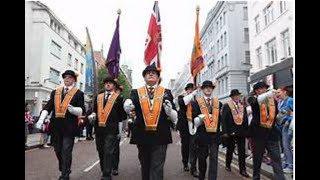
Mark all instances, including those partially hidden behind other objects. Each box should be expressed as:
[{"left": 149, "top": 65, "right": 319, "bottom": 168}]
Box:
[
  {"left": 240, "top": 171, "right": 250, "bottom": 178},
  {"left": 183, "top": 165, "right": 189, "bottom": 172},
  {"left": 112, "top": 170, "right": 119, "bottom": 176},
  {"left": 225, "top": 166, "right": 231, "bottom": 172},
  {"left": 191, "top": 171, "right": 199, "bottom": 177}
]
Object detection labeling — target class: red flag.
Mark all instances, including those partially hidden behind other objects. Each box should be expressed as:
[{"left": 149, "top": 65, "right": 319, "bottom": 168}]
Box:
[{"left": 144, "top": 1, "right": 162, "bottom": 70}]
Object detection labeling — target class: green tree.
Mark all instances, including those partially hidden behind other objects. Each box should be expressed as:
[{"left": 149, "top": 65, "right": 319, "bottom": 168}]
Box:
[{"left": 96, "top": 67, "right": 132, "bottom": 99}]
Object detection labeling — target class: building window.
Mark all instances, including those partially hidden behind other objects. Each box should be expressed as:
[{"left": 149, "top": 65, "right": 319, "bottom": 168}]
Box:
[
  {"left": 256, "top": 47, "right": 262, "bottom": 69},
  {"left": 222, "top": 79, "right": 225, "bottom": 94},
  {"left": 68, "top": 53, "right": 72, "bottom": 66},
  {"left": 74, "top": 58, "right": 79, "bottom": 70},
  {"left": 282, "top": 29, "right": 291, "bottom": 57},
  {"left": 225, "top": 77, "right": 228, "bottom": 93},
  {"left": 80, "top": 82, "right": 83, "bottom": 91},
  {"left": 49, "top": 68, "right": 60, "bottom": 84},
  {"left": 50, "top": 19, "right": 54, "bottom": 28},
  {"left": 245, "top": 51, "right": 250, "bottom": 64},
  {"left": 217, "top": 40, "right": 220, "bottom": 52},
  {"left": 244, "top": 28, "right": 249, "bottom": 43},
  {"left": 57, "top": 26, "right": 61, "bottom": 35},
  {"left": 225, "top": 53, "right": 228, "bottom": 66},
  {"left": 223, "top": 12, "right": 226, "bottom": 25},
  {"left": 218, "top": 59, "right": 220, "bottom": 70},
  {"left": 50, "top": 40, "right": 61, "bottom": 59},
  {"left": 264, "top": 3, "right": 274, "bottom": 26},
  {"left": 221, "top": 56, "right": 224, "bottom": 67},
  {"left": 243, "top": 7, "right": 248, "bottom": 20},
  {"left": 80, "top": 63, "right": 84, "bottom": 73},
  {"left": 220, "top": 35, "right": 223, "bottom": 49},
  {"left": 254, "top": 15, "right": 261, "bottom": 34},
  {"left": 266, "top": 38, "right": 277, "bottom": 64},
  {"left": 220, "top": 16, "right": 222, "bottom": 29},
  {"left": 216, "top": 21, "right": 219, "bottom": 33},
  {"left": 224, "top": 32, "right": 227, "bottom": 47},
  {"left": 280, "top": 1, "right": 287, "bottom": 14}
]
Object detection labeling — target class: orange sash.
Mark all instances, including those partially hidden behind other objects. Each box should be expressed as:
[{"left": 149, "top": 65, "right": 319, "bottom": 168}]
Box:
[
  {"left": 54, "top": 87, "right": 78, "bottom": 118},
  {"left": 97, "top": 92, "right": 119, "bottom": 127},
  {"left": 196, "top": 97, "right": 219, "bottom": 132},
  {"left": 227, "top": 101, "right": 244, "bottom": 125},
  {"left": 260, "top": 97, "right": 276, "bottom": 129},
  {"left": 186, "top": 103, "right": 192, "bottom": 121},
  {"left": 138, "top": 86, "right": 165, "bottom": 131}
]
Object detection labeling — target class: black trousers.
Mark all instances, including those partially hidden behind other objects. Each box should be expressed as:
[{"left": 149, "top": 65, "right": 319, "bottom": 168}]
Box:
[
  {"left": 225, "top": 136, "right": 246, "bottom": 172},
  {"left": 96, "top": 133, "right": 117, "bottom": 180},
  {"left": 189, "top": 135, "right": 198, "bottom": 173},
  {"left": 86, "top": 122, "right": 93, "bottom": 138},
  {"left": 52, "top": 133, "right": 75, "bottom": 179},
  {"left": 180, "top": 132, "right": 190, "bottom": 167},
  {"left": 252, "top": 138, "right": 285, "bottom": 180},
  {"left": 112, "top": 137, "right": 120, "bottom": 171},
  {"left": 137, "top": 144, "right": 167, "bottom": 180},
  {"left": 198, "top": 141, "right": 219, "bottom": 180}
]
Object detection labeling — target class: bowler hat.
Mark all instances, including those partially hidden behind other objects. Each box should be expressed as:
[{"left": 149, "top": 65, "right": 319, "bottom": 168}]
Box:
[
  {"left": 142, "top": 65, "right": 161, "bottom": 77},
  {"left": 229, "top": 89, "right": 241, "bottom": 97},
  {"left": 103, "top": 76, "right": 117, "bottom": 85},
  {"left": 201, "top": 80, "right": 215, "bottom": 89},
  {"left": 253, "top": 81, "right": 269, "bottom": 91},
  {"left": 185, "top": 83, "right": 194, "bottom": 91},
  {"left": 62, "top": 70, "right": 77, "bottom": 82}
]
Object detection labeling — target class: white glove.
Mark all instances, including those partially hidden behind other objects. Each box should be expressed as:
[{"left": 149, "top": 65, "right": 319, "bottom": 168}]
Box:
[
  {"left": 118, "top": 122, "right": 123, "bottom": 140},
  {"left": 257, "top": 90, "right": 276, "bottom": 104},
  {"left": 198, "top": 114, "right": 205, "bottom": 121},
  {"left": 68, "top": 105, "right": 83, "bottom": 116},
  {"left": 44, "top": 118, "right": 50, "bottom": 123},
  {"left": 124, "top": 99, "right": 135, "bottom": 114},
  {"left": 183, "top": 90, "right": 197, "bottom": 105},
  {"left": 88, "top": 113, "right": 96, "bottom": 123},
  {"left": 163, "top": 100, "right": 173, "bottom": 115},
  {"left": 194, "top": 117, "right": 204, "bottom": 127},
  {"left": 188, "top": 121, "right": 196, "bottom": 135},
  {"left": 36, "top": 110, "right": 48, "bottom": 129},
  {"left": 127, "top": 118, "right": 133, "bottom": 123}
]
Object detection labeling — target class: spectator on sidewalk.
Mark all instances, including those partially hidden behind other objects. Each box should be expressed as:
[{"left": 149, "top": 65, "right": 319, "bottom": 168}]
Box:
[
  {"left": 276, "top": 87, "right": 293, "bottom": 174},
  {"left": 40, "top": 112, "right": 51, "bottom": 148},
  {"left": 25, "top": 103, "right": 34, "bottom": 147},
  {"left": 85, "top": 104, "right": 94, "bottom": 141}
]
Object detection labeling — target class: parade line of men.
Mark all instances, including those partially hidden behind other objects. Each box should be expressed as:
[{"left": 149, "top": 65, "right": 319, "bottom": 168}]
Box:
[{"left": 35, "top": 66, "right": 288, "bottom": 180}]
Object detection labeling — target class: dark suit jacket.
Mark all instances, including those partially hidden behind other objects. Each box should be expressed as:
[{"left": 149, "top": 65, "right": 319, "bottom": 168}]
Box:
[
  {"left": 221, "top": 102, "right": 249, "bottom": 137},
  {"left": 192, "top": 98, "right": 223, "bottom": 146},
  {"left": 129, "top": 87, "right": 176, "bottom": 145},
  {"left": 93, "top": 92, "right": 126, "bottom": 135},
  {"left": 176, "top": 95, "right": 193, "bottom": 136},
  {"left": 43, "top": 87, "right": 85, "bottom": 137},
  {"left": 247, "top": 96, "right": 281, "bottom": 141}
]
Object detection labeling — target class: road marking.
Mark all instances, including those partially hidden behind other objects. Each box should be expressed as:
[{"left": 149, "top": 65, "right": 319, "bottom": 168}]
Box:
[{"left": 83, "top": 137, "right": 127, "bottom": 172}]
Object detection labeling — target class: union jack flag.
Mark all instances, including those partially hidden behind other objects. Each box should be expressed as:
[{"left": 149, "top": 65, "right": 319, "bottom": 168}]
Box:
[{"left": 144, "top": 1, "right": 162, "bottom": 70}]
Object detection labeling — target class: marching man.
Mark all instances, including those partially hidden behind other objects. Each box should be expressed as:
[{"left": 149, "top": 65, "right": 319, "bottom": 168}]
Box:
[
  {"left": 123, "top": 65, "right": 178, "bottom": 180},
  {"left": 191, "top": 80, "right": 222, "bottom": 180},
  {"left": 36, "top": 70, "right": 85, "bottom": 180},
  {"left": 88, "top": 76, "right": 126, "bottom": 180}
]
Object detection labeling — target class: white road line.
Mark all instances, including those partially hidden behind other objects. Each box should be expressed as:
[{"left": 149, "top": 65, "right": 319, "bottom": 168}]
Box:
[
  {"left": 83, "top": 160, "right": 100, "bottom": 172},
  {"left": 83, "top": 137, "right": 127, "bottom": 172}
]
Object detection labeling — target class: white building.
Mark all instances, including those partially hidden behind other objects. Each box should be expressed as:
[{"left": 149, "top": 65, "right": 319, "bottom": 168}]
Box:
[
  {"left": 248, "top": 1, "right": 294, "bottom": 90},
  {"left": 198, "top": 1, "right": 251, "bottom": 103},
  {"left": 25, "top": 1, "right": 86, "bottom": 116}
]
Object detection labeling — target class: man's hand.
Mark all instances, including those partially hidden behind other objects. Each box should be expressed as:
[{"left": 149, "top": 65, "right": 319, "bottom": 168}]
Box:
[
  {"left": 124, "top": 99, "right": 135, "bottom": 114},
  {"left": 163, "top": 100, "right": 173, "bottom": 115},
  {"left": 88, "top": 113, "right": 96, "bottom": 123},
  {"left": 67, "top": 105, "right": 83, "bottom": 116},
  {"left": 36, "top": 110, "right": 48, "bottom": 129}
]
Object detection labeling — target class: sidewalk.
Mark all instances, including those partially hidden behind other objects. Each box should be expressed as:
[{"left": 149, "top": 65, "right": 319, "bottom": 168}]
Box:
[
  {"left": 218, "top": 146, "right": 293, "bottom": 180},
  {"left": 25, "top": 133, "right": 87, "bottom": 150}
]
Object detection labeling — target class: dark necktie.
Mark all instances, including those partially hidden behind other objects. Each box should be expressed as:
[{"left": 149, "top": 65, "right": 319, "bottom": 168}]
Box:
[
  {"left": 148, "top": 87, "right": 155, "bottom": 99},
  {"left": 64, "top": 87, "right": 69, "bottom": 95},
  {"left": 104, "top": 93, "right": 111, "bottom": 106},
  {"left": 207, "top": 98, "right": 212, "bottom": 114}
]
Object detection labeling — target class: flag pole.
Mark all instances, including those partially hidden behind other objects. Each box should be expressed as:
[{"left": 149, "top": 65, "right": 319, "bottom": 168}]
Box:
[
  {"left": 85, "top": 27, "right": 97, "bottom": 97},
  {"left": 194, "top": 5, "right": 200, "bottom": 86}
]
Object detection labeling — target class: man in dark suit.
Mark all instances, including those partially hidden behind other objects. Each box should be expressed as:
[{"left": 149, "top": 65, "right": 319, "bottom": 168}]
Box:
[
  {"left": 88, "top": 76, "right": 126, "bottom": 180},
  {"left": 123, "top": 65, "right": 178, "bottom": 180},
  {"left": 176, "top": 83, "right": 199, "bottom": 176},
  {"left": 36, "top": 70, "right": 85, "bottom": 180},
  {"left": 248, "top": 82, "right": 285, "bottom": 180},
  {"left": 191, "top": 80, "right": 222, "bottom": 180},
  {"left": 221, "top": 89, "right": 250, "bottom": 177}
]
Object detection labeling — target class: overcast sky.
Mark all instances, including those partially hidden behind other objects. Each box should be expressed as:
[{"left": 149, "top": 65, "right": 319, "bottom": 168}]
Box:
[{"left": 33, "top": 0, "right": 217, "bottom": 88}]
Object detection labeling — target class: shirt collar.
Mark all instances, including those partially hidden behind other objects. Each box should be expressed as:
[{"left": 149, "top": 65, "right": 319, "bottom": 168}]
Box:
[
  {"left": 105, "top": 91, "right": 114, "bottom": 95},
  {"left": 204, "top": 95, "right": 212, "bottom": 100},
  {"left": 146, "top": 84, "right": 158, "bottom": 89},
  {"left": 64, "top": 84, "right": 74, "bottom": 90}
]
